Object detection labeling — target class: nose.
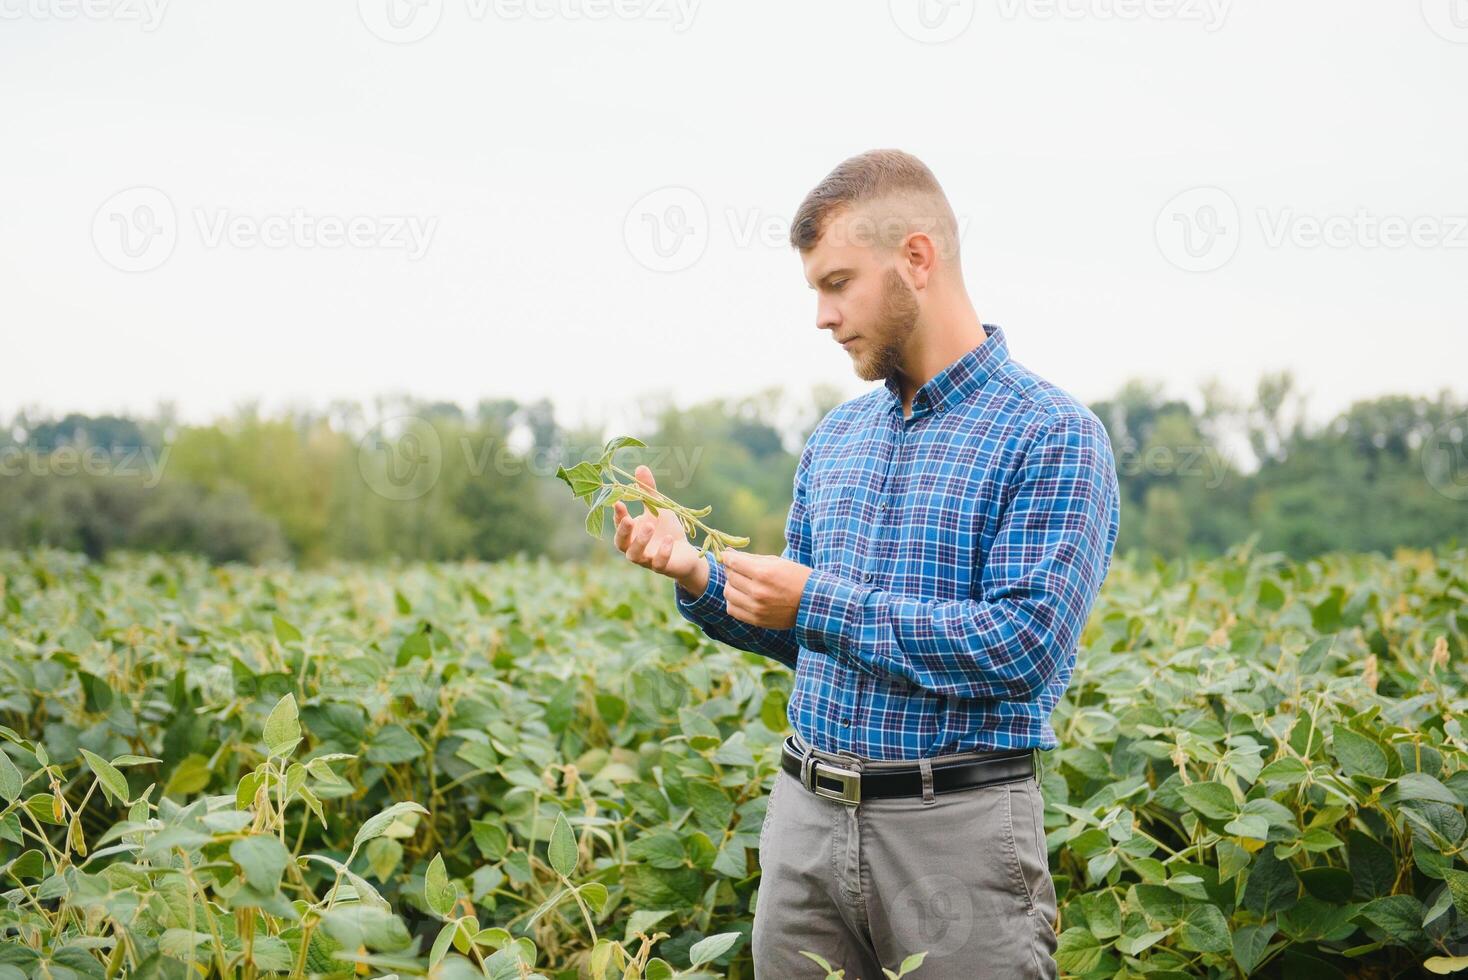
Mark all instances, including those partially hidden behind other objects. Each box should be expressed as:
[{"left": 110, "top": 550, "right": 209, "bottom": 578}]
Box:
[{"left": 816, "top": 298, "right": 841, "bottom": 333}]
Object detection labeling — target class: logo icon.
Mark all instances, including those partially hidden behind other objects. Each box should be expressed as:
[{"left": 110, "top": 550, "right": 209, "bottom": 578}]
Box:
[
  {"left": 1422, "top": 0, "right": 1468, "bottom": 42},
  {"left": 887, "top": 873, "right": 974, "bottom": 957},
  {"left": 1155, "top": 186, "right": 1241, "bottom": 272},
  {"left": 92, "top": 187, "right": 177, "bottom": 273},
  {"left": 1423, "top": 417, "right": 1468, "bottom": 501},
  {"left": 358, "top": 416, "right": 444, "bottom": 501},
  {"left": 889, "top": 0, "right": 975, "bottom": 43},
  {"left": 623, "top": 187, "right": 708, "bottom": 272},
  {"left": 358, "top": 0, "right": 443, "bottom": 43}
]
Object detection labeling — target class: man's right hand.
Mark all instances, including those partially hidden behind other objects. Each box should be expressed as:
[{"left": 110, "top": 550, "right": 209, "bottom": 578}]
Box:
[{"left": 614, "top": 465, "right": 708, "bottom": 596}]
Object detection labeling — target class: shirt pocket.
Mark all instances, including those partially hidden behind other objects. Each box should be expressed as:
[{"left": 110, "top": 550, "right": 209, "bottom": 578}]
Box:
[{"left": 809, "top": 482, "right": 859, "bottom": 567}]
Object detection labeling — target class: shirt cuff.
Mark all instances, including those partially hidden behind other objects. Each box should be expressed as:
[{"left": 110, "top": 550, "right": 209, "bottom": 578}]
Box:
[
  {"left": 793, "top": 567, "right": 864, "bottom": 657},
  {"left": 674, "top": 552, "right": 727, "bottom": 620}
]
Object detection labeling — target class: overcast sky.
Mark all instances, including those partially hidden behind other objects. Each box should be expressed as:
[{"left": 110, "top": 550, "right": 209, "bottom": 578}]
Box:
[{"left": 3, "top": 0, "right": 1464, "bottom": 437}]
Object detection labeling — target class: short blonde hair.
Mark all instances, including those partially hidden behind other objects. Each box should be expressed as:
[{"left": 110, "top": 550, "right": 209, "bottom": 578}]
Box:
[{"left": 790, "top": 148, "right": 961, "bottom": 259}]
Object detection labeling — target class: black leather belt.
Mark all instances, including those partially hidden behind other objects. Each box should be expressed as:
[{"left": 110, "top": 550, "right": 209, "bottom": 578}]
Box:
[{"left": 780, "top": 736, "right": 1035, "bottom": 806}]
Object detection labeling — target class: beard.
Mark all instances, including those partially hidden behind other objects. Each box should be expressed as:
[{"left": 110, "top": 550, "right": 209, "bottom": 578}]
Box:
[{"left": 852, "top": 267, "right": 920, "bottom": 383}]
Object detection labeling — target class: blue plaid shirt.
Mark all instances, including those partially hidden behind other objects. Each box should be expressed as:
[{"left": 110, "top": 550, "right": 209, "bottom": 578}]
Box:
[{"left": 674, "top": 324, "right": 1120, "bottom": 760}]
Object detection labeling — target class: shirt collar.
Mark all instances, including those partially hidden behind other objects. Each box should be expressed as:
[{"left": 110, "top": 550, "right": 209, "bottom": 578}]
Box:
[{"left": 884, "top": 323, "right": 1009, "bottom": 417}]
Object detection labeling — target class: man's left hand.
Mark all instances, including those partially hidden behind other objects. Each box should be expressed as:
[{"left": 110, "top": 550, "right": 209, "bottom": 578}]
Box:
[{"left": 721, "top": 551, "right": 814, "bottom": 630}]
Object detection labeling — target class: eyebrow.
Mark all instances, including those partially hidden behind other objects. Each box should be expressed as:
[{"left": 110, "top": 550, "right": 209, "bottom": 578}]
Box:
[{"left": 807, "top": 267, "right": 856, "bottom": 290}]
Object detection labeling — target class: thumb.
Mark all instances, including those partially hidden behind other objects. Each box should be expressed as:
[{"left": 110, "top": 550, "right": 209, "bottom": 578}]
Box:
[{"left": 635, "top": 464, "right": 657, "bottom": 493}]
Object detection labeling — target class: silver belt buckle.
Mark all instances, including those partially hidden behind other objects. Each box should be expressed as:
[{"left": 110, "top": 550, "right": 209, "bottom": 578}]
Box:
[{"left": 809, "top": 759, "right": 861, "bottom": 806}]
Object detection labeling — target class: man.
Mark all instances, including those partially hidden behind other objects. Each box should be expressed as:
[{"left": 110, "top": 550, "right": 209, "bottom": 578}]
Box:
[{"left": 612, "top": 149, "right": 1120, "bottom": 979}]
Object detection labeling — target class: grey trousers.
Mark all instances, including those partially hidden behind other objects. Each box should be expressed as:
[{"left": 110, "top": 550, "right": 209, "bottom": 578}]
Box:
[{"left": 752, "top": 735, "right": 1059, "bottom": 980}]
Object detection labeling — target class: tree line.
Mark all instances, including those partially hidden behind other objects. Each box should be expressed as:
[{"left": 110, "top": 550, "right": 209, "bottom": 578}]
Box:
[{"left": 1, "top": 374, "right": 1463, "bottom": 566}]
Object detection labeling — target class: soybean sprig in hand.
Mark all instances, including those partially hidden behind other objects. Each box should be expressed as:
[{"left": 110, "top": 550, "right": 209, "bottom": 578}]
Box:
[{"left": 555, "top": 436, "right": 748, "bottom": 572}]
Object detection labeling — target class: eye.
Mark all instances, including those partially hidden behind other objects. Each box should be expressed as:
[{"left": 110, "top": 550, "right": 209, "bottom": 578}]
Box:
[{"left": 829, "top": 279, "right": 848, "bottom": 291}]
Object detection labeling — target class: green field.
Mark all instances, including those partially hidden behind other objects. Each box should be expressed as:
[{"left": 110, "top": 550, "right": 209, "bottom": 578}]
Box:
[{"left": 0, "top": 545, "right": 1465, "bottom": 978}]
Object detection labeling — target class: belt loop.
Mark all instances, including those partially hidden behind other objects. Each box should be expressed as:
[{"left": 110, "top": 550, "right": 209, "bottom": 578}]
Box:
[
  {"left": 1033, "top": 748, "right": 1044, "bottom": 785},
  {"left": 918, "top": 758, "right": 936, "bottom": 806},
  {"left": 800, "top": 744, "right": 816, "bottom": 793}
]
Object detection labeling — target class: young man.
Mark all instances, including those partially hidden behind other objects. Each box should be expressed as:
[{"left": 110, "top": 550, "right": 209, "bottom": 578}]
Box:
[{"left": 613, "top": 149, "right": 1120, "bottom": 979}]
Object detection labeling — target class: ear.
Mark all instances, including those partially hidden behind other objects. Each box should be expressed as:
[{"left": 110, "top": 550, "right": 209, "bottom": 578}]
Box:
[{"left": 902, "top": 231, "right": 938, "bottom": 290}]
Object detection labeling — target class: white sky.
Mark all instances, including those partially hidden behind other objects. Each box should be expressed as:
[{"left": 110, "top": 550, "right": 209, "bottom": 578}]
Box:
[{"left": 2, "top": 0, "right": 1465, "bottom": 436}]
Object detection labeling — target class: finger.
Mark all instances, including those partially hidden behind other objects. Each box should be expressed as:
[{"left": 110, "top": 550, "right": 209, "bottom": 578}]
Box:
[
  {"left": 635, "top": 465, "right": 662, "bottom": 519},
  {"left": 727, "top": 588, "right": 755, "bottom": 625},
  {"left": 628, "top": 520, "right": 656, "bottom": 564},
  {"left": 650, "top": 536, "right": 674, "bottom": 572},
  {"left": 613, "top": 507, "right": 633, "bottom": 551}
]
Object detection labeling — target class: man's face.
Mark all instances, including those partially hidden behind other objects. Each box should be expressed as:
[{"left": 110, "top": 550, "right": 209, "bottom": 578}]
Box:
[{"left": 801, "top": 212, "right": 920, "bottom": 384}]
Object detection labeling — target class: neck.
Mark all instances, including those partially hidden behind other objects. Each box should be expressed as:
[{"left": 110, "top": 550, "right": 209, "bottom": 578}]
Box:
[{"left": 896, "top": 292, "right": 988, "bottom": 411}]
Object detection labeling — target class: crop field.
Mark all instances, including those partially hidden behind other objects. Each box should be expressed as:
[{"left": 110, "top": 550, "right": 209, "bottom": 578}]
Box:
[{"left": 0, "top": 545, "right": 1465, "bottom": 978}]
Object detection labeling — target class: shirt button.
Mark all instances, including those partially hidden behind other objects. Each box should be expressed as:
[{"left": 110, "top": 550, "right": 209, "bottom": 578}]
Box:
[
  {"left": 841, "top": 717, "right": 852, "bottom": 726},
  {"left": 863, "top": 571, "right": 874, "bottom": 582}
]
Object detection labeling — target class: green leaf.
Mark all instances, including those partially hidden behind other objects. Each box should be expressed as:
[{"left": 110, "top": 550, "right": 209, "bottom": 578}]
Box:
[
  {"left": 1445, "top": 869, "right": 1468, "bottom": 918},
  {"left": 1355, "top": 894, "right": 1427, "bottom": 947},
  {"left": 579, "top": 881, "right": 609, "bottom": 913},
  {"left": 425, "top": 853, "right": 456, "bottom": 917},
  {"left": 554, "top": 461, "right": 604, "bottom": 500},
  {"left": 263, "top": 694, "right": 302, "bottom": 758},
  {"left": 1232, "top": 922, "right": 1276, "bottom": 976},
  {"left": 0, "top": 751, "right": 24, "bottom": 803},
  {"left": 471, "top": 819, "right": 509, "bottom": 860},
  {"left": 688, "top": 932, "right": 740, "bottom": 966},
  {"left": 366, "top": 724, "right": 422, "bottom": 764},
  {"left": 272, "top": 615, "right": 302, "bottom": 644},
  {"left": 548, "top": 812, "right": 578, "bottom": 878},
  {"left": 164, "top": 754, "right": 213, "bottom": 796},
  {"left": 319, "top": 905, "right": 411, "bottom": 951},
  {"left": 1298, "top": 866, "right": 1353, "bottom": 904},
  {"left": 1178, "top": 903, "right": 1231, "bottom": 953},
  {"left": 395, "top": 627, "right": 431, "bottom": 666},
  {"left": 1256, "top": 757, "right": 1308, "bottom": 785},
  {"left": 79, "top": 749, "right": 129, "bottom": 806},
  {"left": 1426, "top": 955, "right": 1468, "bottom": 975},
  {"left": 1390, "top": 771, "right": 1459, "bottom": 805},
  {"left": 230, "top": 834, "right": 290, "bottom": 893},
  {"left": 898, "top": 952, "right": 928, "bottom": 976},
  {"left": 430, "top": 921, "right": 455, "bottom": 968},
  {"left": 1054, "top": 927, "right": 1104, "bottom": 974},
  {"left": 1178, "top": 781, "right": 1237, "bottom": 820},
  {"left": 598, "top": 435, "right": 646, "bottom": 467},
  {"left": 1332, "top": 727, "right": 1387, "bottom": 779},
  {"left": 353, "top": 801, "right": 430, "bottom": 854}
]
